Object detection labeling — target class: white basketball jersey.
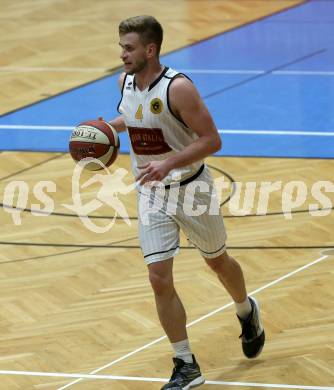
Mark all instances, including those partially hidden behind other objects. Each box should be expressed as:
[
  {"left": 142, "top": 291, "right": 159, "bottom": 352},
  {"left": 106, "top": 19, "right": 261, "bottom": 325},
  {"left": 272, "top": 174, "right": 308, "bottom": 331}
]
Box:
[{"left": 118, "top": 67, "right": 203, "bottom": 186}]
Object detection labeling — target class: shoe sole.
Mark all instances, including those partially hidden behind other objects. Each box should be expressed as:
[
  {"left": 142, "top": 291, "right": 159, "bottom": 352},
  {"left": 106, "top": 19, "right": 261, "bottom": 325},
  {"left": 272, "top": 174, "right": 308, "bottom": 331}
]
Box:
[
  {"left": 243, "top": 297, "right": 265, "bottom": 359},
  {"left": 183, "top": 375, "right": 205, "bottom": 390},
  {"left": 245, "top": 330, "right": 265, "bottom": 359},
  {"left": 250, "top": 297, "right": 264, "bottom": 334}
]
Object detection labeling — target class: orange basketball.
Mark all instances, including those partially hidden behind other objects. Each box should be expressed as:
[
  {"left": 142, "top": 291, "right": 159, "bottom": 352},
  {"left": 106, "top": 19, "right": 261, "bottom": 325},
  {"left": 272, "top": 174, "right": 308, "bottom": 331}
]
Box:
[{"left": 69, "top": 119, "right": 119, "bottom": 171}]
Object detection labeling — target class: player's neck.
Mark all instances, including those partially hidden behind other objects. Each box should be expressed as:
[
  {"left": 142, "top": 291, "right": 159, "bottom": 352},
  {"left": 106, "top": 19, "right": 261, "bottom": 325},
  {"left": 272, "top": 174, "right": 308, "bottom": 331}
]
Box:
[{"left": 135, "top": 62, "right": 164, "bottom": 91}]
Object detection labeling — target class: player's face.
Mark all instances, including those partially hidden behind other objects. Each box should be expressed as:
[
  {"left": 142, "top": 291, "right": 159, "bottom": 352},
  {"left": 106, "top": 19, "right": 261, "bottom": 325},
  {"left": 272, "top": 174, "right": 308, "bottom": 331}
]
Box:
[{"left": 119, "top": 33, "right": 148, "bottom": 75}]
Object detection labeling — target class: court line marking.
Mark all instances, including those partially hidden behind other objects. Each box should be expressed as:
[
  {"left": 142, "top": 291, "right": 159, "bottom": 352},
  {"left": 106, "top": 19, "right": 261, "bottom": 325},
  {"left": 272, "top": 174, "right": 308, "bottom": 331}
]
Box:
[
  {"left": 0, "top": 67, "right": 333, "bottom": 76},
  {"left": 57, "top": 254, "right": 329, "bottom": 389},
  {"left": 218, "top": 130, "right": 334, "bottom": 137},
  {"left": 0, "top": 125, "right": 73, "bottom": 131},
  {"left": 0, "top": 370, "right": 333, "bottom": 390},
  {"left": 180, "top": 69, "right": 334, "bottom": 76},
  {"left": 0, "top": 67, "right": 108, "bottom": 73},
  {"left": 1, "top": 125, "right": 334, "bottom": 137}
]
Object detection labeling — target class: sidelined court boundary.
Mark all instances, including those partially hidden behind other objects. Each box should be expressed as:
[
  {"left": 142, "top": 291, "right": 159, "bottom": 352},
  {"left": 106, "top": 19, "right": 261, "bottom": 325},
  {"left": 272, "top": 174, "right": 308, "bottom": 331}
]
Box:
[
  {"left": 1, "top": 125, "right": 334, "bottom": 137},
  {"left": 0, "top": 370, "right": 333, "bottom": 390},
  {"left": 1, "top": 67, "right": 333, "bottom": 77},
  {"left": 33, "top": 253, "right": 329, "bottom": 389}
]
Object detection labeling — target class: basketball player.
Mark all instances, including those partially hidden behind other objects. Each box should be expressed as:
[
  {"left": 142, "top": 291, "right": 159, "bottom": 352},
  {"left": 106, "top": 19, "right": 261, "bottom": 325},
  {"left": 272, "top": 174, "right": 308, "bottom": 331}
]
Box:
[{"left": 109, "top": 15, "right": 265, "bottom": 390}]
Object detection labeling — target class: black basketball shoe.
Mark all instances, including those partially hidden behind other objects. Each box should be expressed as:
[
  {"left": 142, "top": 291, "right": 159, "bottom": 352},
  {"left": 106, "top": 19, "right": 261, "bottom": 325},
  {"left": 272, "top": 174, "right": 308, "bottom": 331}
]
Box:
[
  {"left": 161, "top": 355, "right": 205, "bottom": 390},
  {"left": 237, "top": 296, "right": 265, "bottom": 358}
]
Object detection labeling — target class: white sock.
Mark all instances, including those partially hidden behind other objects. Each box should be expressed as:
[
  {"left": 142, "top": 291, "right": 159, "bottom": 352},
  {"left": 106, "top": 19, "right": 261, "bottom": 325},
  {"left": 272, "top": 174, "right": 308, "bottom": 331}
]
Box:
[
  {"left": 235, "top": 297, "right": 252, "bottom": 320},
  {"left": 171, "top": 339, "right": 193, "bottom": 363}
]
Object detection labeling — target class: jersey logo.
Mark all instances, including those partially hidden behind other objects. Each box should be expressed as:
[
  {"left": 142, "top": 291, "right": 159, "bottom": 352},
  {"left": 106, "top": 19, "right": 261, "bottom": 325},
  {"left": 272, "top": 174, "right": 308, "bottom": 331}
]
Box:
[
  {"left": 150, "top": 98, "right": 163, "bottom": 114},
  {"left": 128, "top": 127, "right": 172, "bottom": 155},
  {"left": 126, "top": 81, "right": 132, "bottom": 90},
  {"left": 135, "top": 104, "right": 143, "bottom": 120}
]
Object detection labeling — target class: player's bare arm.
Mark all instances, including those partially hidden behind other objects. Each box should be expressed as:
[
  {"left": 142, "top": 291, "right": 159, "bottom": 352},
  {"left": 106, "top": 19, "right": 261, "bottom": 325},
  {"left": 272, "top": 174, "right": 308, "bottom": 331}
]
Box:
[
  {"left": 167, "top": 76, "right": 222, "bottom": 165},
  {"left": 136, "top": 77, "right": 222, "bottom": 184},
  {"left": 109, "top": 73, "right": 127, "bottom": 133}
]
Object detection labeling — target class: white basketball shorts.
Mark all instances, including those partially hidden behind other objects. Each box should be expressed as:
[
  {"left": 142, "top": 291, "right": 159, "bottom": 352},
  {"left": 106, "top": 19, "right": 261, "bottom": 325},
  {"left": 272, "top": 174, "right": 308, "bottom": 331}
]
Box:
[{"left": 137, "top": 165, "right": 227, "bottom": 265}]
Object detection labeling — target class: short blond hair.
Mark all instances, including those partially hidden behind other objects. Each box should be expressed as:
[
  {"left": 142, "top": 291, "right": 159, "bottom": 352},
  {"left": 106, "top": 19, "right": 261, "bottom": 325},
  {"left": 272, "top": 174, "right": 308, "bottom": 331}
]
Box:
[{"left": 119, "top": 15, "right": 163, "bottom": 55}]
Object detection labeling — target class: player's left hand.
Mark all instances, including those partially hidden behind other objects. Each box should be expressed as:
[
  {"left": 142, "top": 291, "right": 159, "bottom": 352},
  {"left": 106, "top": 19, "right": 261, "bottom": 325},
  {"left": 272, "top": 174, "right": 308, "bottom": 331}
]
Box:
[{"left": 136, "top": 160, "right": 171, "bottom": 185}]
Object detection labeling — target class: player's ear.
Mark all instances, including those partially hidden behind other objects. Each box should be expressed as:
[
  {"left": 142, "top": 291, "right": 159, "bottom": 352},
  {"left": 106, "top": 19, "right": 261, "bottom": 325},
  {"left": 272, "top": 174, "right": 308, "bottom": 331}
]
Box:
[{"left": 146, "top": 43, "right": 157, "bottom": 58}]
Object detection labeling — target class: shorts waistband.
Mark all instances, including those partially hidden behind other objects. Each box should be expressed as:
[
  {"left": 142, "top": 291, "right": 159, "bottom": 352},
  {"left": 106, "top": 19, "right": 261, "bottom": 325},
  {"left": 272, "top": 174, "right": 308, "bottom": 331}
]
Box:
[{"left": 164, "top": 164, "right": 205, "bottom": 190}]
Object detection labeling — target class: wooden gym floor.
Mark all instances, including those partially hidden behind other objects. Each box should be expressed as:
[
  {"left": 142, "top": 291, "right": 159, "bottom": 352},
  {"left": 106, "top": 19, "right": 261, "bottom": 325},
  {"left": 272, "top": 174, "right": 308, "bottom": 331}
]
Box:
[{"left": 0, "top": 1, "right": 333, "bottom": 389}]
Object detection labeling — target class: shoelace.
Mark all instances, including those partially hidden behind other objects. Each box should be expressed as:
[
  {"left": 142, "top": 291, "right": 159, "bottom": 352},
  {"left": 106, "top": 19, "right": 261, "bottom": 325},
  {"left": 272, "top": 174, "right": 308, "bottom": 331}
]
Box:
[
  {"left": 239, "top": 314, "right": 257, "bottom": 340},
  {"left": 170, "top": 361, "right": 191, "bottom": 384},
  {"left": 171, "top": 367, "right": 185, "bottom": 381}
]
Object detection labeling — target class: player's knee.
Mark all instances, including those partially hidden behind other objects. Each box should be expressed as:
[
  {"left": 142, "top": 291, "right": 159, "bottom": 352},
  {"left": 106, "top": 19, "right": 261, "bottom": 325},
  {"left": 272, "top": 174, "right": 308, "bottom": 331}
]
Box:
[
  {"left": 205, "top": 251, "right": 230, "bottom": 274},
  {"left": 148, "top": 268, "right": 173, "bottom": 296}
]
